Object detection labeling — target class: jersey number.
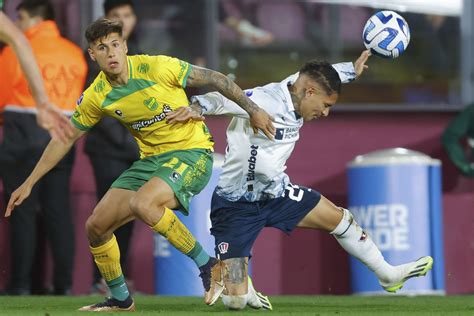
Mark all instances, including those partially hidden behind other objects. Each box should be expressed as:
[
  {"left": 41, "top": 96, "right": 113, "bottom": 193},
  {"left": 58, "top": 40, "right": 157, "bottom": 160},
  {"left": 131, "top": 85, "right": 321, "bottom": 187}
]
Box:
[
  {"left": 286, "top": 184, "right": 304, "bottom": 202},
  {"left": 163, "top": 157, "right": 189, "bottom": 175}
]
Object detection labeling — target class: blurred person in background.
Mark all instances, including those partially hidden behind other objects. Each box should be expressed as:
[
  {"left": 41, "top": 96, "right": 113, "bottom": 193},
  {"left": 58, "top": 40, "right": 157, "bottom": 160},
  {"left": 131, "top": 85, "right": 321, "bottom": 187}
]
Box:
[
  {"left": 0, "top": 0, "right": 87, "bottom": 295},
  {"left": 84, "top": 0, "right": 140, "bottom": 296},
  {"left": 0, "top": 2, "right": 74, "bottom": 141},
  {"left": 441, "top": 104, "right": 474, "bottom": 176},
  {"left": 162, "top": 0, "right": 273, "bottom": 67}
]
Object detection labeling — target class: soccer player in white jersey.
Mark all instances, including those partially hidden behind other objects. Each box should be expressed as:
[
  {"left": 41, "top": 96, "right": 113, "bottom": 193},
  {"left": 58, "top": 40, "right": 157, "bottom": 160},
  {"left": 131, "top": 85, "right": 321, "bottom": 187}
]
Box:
[{"left": 167, "top": 51, "right": 433, "bottom": 310}]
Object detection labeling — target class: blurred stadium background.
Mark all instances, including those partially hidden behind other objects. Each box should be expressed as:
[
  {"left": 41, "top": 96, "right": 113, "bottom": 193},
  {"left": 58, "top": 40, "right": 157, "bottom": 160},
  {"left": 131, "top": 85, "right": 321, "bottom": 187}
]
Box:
[{"left": 0, "top": 0, "right": 473, "bottom": 305}]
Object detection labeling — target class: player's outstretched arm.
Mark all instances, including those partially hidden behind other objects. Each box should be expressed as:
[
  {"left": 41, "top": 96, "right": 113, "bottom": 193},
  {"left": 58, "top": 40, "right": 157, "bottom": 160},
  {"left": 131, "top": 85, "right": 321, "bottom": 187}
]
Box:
[
  {"left": 0, "top": 12, "right": 74, "bottom": 143},
  {"left": 4, "top": 126, "right": 86, "bottom": 217},
  {"left": 354, "top": 50, "right": 371, "bottom": 78},
  {"left": 186, "top": 66, "right": 275, "bottom": 140},
  {"left": 36, "top": 104, "right": 76, "bottom": 144}
]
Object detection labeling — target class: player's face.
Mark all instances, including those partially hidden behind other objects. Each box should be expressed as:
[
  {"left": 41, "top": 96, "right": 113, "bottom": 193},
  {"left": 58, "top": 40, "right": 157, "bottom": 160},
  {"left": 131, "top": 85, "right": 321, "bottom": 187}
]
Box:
[
  {"left": 16, "top": 9, "right": 40, "bottom": 31},
  {"left": 299, "top": 86, "right": 339, "bottom": 122},
  {"left": 88, "top": 32, "right": 128, "bottom": 76},
  {"left": 106, "top": 5, "right": 137, "bottom": 40}
]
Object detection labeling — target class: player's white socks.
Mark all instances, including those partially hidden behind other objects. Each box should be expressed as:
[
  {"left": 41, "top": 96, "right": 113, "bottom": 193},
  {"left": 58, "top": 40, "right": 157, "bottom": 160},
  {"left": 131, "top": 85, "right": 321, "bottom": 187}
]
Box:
[
  {"left": 222, "top": 294, "right": 247, "bottom": 310},
  {"left": 330, "top": 208, "right": 397, "bottom": 283}
]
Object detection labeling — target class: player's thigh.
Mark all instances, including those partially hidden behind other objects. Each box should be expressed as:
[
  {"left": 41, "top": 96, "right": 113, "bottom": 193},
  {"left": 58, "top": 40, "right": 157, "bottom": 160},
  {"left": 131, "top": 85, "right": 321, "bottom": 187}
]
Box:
[
  {"left": 129, "top": 149, "right": 213, "bottom": 214},
  {"left": 134, "top": 176, "right": 180, "bottom": 211},
  {"left": 222, "top": 257, "right": 249, "bottom": 295},
  {"left": 297, "top": 195, "right": 343, "bottom": 232},
  {"left": 86, "top": 188, "right": 136, "bottom": 242}
]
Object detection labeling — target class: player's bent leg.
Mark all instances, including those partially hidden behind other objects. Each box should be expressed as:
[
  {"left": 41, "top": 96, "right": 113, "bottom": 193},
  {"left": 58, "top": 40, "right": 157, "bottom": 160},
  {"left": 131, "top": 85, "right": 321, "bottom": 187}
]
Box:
[
  {"left": 81, "top": 188, "right": 136, "bottom": 312},
  {"left": 221, "top": 257, "right": 248, "bottom": 310},
  {"left": 297, "top": 195, "right": 433, "bottom": 292},
  {"left": 85, "top": 188, "right": 136, "bottom": 247},
  {"left": 219, "top": 258, "right": 272, "bottom": 310},
  {"left": 130, "top": 177, "right": 223, "bottom": 305},
  {"left": 297, "top": 194, "right": 343, "bottom": 231}
]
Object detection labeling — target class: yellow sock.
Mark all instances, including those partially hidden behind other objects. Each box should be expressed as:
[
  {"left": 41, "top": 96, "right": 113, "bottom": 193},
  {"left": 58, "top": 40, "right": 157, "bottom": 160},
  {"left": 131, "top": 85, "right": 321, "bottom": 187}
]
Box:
[
  {"left": 151, "top": 207, "right": 197, "bottom": 254},
  {"left": 90, "top": 234, "right": 123, "bottom": 282}
]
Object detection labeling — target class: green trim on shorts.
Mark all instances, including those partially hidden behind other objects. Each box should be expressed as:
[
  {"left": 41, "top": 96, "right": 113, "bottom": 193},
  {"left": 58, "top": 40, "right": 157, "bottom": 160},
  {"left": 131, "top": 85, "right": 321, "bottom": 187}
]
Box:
[{"left": 111, "top": 148, "right": 213, "bottom": 215}]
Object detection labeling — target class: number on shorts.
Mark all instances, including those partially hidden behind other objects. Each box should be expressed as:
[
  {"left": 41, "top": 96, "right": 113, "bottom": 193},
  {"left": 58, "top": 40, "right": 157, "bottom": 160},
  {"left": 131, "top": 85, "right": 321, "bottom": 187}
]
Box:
[
  {"left": 286, "top": 183, "right": 303, "bottom": 202},
  {"left": 163, "top": 157, "right": 189, "bottom": 175}
]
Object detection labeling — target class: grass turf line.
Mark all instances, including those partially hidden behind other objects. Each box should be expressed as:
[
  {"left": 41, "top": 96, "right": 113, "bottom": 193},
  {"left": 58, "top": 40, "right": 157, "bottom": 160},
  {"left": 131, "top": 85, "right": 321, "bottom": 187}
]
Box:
[{"left": 0, "top": 295, "right": 473, "bottom": 315}]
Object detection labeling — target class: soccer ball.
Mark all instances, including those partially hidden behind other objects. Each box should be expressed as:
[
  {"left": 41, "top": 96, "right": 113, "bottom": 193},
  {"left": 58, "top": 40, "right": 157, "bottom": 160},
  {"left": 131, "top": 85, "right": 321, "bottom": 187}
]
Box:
[{"left": 362, "top": 10, "right": 410, "bottom": 59}]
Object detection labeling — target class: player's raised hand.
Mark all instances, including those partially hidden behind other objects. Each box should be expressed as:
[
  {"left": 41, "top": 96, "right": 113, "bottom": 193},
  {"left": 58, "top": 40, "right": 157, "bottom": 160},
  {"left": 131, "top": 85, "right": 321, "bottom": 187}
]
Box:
[
  {"left": 166, "top": 105, "right": 205, "bottom": 124},
  {"left": 5, "top": 181, "right": 33, "bottom": 217},
  {"left": 249, "top": 108, "right": 275, "bottom": 140},
  {"left": 37, "top": 103, "right": 75, "bottom": 143},
  {"left": 354, "top": 50, "right": 371, "bottom": 78}
]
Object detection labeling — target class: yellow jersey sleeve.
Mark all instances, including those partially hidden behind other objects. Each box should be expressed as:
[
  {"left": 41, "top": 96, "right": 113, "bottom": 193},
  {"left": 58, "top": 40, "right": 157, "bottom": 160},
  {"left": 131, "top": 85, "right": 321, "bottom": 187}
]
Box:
[
  {"left": 150, "top": 55, "right": 192, "bottom": 88},
  {"left": 70, "top": 90, "right": 103, "bottom": 131}
]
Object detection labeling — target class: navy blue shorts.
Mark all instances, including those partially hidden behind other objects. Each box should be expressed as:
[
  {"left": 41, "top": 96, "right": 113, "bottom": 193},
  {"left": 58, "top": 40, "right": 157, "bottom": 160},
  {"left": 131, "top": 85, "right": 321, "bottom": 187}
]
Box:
[{"left": 210, "top": 184, "right": 321, "bottom": 260}]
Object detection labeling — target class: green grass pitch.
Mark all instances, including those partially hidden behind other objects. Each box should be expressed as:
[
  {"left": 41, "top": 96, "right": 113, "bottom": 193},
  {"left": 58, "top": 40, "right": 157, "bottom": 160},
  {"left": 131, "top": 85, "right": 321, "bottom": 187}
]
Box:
[{"left": 0, "top": 295, "right": 473, "bottom": 315}]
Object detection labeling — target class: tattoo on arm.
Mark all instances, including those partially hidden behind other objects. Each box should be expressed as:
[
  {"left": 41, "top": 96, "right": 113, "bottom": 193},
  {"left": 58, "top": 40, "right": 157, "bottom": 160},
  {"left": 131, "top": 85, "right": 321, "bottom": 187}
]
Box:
[
  {"left": 224, "top": 258, "right": 247, "bottom": 285},
  {"left": 187, "top": 66, "right": 259, "bottom": 115}
]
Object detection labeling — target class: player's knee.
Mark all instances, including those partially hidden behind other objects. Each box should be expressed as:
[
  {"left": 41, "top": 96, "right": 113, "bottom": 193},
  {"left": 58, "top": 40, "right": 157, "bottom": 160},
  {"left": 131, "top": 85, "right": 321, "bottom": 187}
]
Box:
[
  {"left": 85, "top": 215, "right": 104, "bottom": 241},
  {"left": 129, "top": 195, "right": 152, "bottom": 217},
  {"left": 222, "top": 294, "right": 247, "bottom": 310}
]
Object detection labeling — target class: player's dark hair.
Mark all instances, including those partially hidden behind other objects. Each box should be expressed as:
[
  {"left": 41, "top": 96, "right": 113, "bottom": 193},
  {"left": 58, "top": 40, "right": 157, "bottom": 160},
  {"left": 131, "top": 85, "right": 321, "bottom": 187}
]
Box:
[
  {"left": 85, "top": 18, "right": 123, "bottom": 44},
  {"left": 103, "top": 0, "right": 134, "bottom": 15},
  {"left": 299, "top": 60, "right": 341, "bottom": 95},
  {"left": 17, "top": 0, "right": 55, "bottom": 21}
]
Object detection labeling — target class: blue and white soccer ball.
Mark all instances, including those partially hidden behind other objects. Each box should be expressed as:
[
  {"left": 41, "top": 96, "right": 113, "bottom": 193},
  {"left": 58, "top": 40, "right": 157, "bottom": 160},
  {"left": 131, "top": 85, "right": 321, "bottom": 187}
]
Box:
[{"left": 363, "top": 10, "right": 410, "bottom": 59}]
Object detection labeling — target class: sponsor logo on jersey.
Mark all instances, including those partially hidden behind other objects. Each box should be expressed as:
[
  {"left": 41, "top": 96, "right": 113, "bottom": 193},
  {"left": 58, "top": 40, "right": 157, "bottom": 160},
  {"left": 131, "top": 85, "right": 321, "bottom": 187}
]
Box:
[
  {"left": 169, "top": 171, "right": 181, "bottom": 183},
  {"left": 275, "top": 127, "right": 299, "bottom": 140},
  {"left": 245, "top": 90, "right": 253, "bottom": 97},
  {"left": 247, "top": 145, "right": 259, "bottom": 191},
  {"left": 115, "top": 109, "right": 124, "bottom": 117},
  {"left": 130, "top": 104, "right": 172, "bottom": 131},
  {"left": 218, "top": 242, "right": 229, "bottom": 254}
]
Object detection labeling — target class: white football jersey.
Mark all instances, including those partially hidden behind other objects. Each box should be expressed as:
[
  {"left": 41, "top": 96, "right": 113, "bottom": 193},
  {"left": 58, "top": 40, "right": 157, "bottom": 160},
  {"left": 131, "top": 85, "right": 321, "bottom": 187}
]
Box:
[{"left": 192, "top": 63, "right": 355, "bottom": 202}]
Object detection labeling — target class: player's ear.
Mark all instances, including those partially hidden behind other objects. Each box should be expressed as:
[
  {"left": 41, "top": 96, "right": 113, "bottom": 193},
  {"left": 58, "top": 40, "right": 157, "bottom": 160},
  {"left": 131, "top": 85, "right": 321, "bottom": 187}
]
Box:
[
  {"left": 87, "top": 47, "right": 96, "bottom": 62},
  {"left": 123, "top": 39, "right": 128, "bottom": 54}
]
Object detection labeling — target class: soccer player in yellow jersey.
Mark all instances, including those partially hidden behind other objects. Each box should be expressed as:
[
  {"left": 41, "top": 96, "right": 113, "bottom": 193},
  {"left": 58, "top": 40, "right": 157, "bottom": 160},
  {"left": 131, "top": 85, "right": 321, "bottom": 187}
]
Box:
[{"left": 5, "top": 18, "right": 275, "bottom": 312}]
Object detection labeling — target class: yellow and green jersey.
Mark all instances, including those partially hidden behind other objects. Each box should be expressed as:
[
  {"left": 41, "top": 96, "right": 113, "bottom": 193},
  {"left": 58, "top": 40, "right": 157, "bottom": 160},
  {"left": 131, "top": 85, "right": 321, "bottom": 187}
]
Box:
[{"left": 71, "top": 55, "right": 213, "bottom": 158}]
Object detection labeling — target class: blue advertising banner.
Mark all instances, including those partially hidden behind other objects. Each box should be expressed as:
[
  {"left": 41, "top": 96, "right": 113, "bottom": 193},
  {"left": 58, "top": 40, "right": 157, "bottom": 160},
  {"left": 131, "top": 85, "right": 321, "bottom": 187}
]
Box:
[{"left": 347, "top": 149, "right": 445, "bottom": 295}]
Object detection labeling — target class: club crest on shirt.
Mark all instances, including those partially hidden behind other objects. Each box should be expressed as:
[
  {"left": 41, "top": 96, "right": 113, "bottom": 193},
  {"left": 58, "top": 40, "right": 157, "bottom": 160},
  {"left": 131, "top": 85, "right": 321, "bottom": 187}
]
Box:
[
  {"left": 143, "top": 97, "right": 159, "bottom": 111},
  {"left": 218, "top": 242, "right": 229, "bottom": 254}
]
